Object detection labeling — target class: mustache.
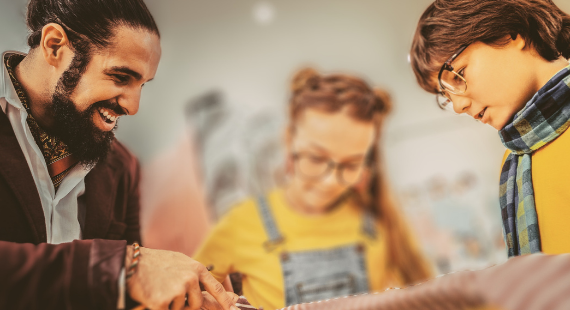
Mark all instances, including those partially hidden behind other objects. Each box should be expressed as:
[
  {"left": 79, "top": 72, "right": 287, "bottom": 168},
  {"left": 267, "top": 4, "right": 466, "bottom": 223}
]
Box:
[{"left": 92, "top": 100, "right": 127, "bottom": 116}]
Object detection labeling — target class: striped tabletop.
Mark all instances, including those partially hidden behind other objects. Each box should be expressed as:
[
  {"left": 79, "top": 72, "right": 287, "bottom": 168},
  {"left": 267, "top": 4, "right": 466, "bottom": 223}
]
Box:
[{"left": 277, "top": 254, "right": 570, "bottom": 310}]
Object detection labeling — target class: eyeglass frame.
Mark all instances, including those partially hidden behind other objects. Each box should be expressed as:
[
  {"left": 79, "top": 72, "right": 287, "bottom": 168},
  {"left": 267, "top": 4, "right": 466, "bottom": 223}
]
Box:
[
  {"left": 436, "top": 44, "right": 470, "bottom": 111},
  {"left": 291, "top": 152, "right": 369, "bottom": 185}
]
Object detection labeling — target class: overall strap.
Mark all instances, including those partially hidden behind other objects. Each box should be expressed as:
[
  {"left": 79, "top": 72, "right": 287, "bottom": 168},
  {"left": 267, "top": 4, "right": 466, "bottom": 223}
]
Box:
[
  {"left": 256, "top": 196, "right": 285, "bottom": 251},
  {"left": 361, "top": 210, "right": 377, "bottom": 239}
]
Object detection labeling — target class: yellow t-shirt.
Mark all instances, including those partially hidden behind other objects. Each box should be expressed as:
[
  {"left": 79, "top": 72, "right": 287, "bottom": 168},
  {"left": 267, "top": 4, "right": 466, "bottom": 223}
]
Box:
[
  {"left": 193, "top": 189, "right": 397, "bottom": 310},
  {"left": 501, "top": 127, "right": 570, "bottom": 254}
]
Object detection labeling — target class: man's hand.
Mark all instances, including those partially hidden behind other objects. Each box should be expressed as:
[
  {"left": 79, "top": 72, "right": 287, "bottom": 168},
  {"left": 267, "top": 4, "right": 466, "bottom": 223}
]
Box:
[
  {"left": 125, "top": 246, "right": 239, "bottom": 310},
  {"left": 201, "top": 292, "right": 244, "bottom": 310}
]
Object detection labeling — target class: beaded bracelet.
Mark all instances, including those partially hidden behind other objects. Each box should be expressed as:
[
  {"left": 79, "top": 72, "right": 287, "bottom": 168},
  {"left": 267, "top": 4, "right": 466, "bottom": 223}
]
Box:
[{"left": 126, "top": 242, "right": 141, "bottom": 280}]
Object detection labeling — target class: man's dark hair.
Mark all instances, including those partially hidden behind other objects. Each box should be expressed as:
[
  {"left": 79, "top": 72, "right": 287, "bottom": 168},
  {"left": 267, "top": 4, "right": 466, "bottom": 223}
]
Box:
[
  {"left": 410, "top": 0, "right": 570, "bottom": 94},
  {"left": 26, "top": 0, "right": 160, "bottom": 50},
  {"left": 26, "top": 0, "right": 160, "bottom": 95},
  {"left": 24, "top": 0, "right": 160, "bottom": 166}
]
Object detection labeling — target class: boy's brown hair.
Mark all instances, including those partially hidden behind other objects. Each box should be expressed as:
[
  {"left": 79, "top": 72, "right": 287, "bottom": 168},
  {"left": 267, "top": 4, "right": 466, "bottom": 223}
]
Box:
[{"left": 410, "top": 0, "right": 570, "bottom": 94}]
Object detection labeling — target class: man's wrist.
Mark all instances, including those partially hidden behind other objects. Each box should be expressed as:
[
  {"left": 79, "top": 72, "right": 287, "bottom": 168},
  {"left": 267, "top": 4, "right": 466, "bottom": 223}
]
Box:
[
  {"left": 126, "top": 242, "right": 141, "bottom": 281},
  {"left": 123, "top": 245, "right": 141, "bottom": 309}
]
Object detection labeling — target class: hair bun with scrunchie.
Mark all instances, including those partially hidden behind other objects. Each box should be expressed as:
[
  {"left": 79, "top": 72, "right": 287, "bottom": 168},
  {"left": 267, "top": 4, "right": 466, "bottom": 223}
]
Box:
[{"left": 290, "top": 68, "right": 320, "bottom": 94}]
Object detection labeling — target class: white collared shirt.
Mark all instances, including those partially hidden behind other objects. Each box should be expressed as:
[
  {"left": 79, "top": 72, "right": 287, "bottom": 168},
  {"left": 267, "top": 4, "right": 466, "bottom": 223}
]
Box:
[{"left": 0, "top": 51, "right": 91, "bottom": 244}]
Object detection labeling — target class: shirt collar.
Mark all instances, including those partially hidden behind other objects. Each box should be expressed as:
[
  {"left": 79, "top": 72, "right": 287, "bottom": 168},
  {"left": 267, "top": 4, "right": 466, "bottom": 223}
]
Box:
[{"left": 1, "top": 51, "right": 28, "bottom": 113}]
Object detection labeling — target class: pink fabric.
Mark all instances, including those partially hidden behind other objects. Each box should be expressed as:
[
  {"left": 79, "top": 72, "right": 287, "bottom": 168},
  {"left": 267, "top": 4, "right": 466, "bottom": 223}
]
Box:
[{"left": 139, "top": 131, "right": 212, "bottom": 256}]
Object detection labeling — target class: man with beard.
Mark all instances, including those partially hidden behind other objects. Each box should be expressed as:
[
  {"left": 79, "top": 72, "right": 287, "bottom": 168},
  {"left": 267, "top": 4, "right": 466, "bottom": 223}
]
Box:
[{"left": 0, "top": 0, "right": 239, "bottom": 310}]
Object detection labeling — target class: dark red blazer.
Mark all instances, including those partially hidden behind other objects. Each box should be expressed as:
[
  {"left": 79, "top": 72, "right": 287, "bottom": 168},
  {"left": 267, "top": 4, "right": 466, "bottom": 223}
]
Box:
[{"left": 0, "top": 108, "right": 142, "bottom": 309}]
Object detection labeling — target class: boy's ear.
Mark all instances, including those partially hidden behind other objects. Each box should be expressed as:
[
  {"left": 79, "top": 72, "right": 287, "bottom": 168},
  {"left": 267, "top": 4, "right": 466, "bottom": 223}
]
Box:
[{"left": 511, "top": 34, "right": 527, "bottom": 51}]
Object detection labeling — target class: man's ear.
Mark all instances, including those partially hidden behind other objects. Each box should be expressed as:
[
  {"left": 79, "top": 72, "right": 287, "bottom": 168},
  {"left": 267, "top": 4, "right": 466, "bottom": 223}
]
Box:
[{"left": 40, "top": 23, "right": 72, "bottom": 68}]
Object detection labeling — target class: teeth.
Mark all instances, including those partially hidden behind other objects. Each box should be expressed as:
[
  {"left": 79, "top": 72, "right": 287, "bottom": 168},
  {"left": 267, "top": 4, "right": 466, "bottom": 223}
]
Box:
[{"left": 98, "top": 108, "right": 118, "bottom": 122}]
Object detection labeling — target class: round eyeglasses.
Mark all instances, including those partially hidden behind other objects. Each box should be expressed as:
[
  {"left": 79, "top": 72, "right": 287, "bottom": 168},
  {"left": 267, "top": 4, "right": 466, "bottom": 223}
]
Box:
[
  {"left": 293, "top": 152, "right": 366, "bottom": 185},
  {"left": 436, "top": 44, "right": 470, "bottom": 112}
]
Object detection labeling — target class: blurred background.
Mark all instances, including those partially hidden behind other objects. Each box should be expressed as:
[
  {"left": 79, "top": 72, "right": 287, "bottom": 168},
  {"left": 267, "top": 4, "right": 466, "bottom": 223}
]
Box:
[{"left": 3, "top": 0, "right": 569, "bottom": 275}]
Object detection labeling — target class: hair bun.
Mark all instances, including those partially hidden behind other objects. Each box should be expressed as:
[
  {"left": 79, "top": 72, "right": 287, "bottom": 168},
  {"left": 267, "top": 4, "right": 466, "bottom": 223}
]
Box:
[
  {"left": 372, "top": 88, "right": 393, "bottom": 115},
  {"left": 291, "top": 68, "right": 320, "bottom": 93}
]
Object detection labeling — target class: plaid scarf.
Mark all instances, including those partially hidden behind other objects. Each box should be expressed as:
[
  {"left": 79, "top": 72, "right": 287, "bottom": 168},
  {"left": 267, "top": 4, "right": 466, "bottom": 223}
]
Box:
[
  {"left": 4, "top": 53, "right": 77, "bottom": 191},
  {"left": 498, "top": 65, "right": 570, "bottom": 257}
]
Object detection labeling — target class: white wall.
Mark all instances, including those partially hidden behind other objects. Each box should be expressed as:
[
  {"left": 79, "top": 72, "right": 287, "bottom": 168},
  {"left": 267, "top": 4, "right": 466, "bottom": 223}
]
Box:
[{"left": 2, "top": 0, "right": 568, "bottom": 164}]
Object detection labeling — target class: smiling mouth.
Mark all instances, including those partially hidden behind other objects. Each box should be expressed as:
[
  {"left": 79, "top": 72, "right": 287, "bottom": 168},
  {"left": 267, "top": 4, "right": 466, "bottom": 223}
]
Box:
[
  {"left": 98, "top": 108, "right": 120, "bottom": 124},
  {"left": 477, "top": 107, "right": 487, "bottom": 120}
]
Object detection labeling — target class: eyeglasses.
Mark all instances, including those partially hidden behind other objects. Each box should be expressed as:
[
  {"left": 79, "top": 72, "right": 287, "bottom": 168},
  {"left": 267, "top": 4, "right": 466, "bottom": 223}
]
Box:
[
  {"left": 293, "top": 152, "right": 367, "bottom": 185},
  {"left": 436, "top": 44, "right": 469, "bottom": 112}
]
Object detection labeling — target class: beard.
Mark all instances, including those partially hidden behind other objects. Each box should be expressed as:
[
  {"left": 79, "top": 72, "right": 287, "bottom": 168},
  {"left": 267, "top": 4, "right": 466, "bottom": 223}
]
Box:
[
  {"left": 48, "top": 91, "right": 117, "bottom": 169},
  {"left": 46, "top": 49, "right": 119, "bottom": 169}
]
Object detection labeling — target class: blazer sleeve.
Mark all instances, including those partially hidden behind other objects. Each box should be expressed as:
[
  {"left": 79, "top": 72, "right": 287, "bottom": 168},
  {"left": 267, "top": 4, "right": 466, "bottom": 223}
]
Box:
[
  {"left": 124, "top": 156, "right": 142, "bottom": 245},
  {"left": 0, "top": 239, "right": 126, "bottom": 310}
]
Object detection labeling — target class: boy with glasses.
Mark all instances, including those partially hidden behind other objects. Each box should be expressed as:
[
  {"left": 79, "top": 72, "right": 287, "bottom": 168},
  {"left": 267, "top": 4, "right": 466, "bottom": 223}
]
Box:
[{"left": 410, "top": 0, "right": 570, "bottom": 256}]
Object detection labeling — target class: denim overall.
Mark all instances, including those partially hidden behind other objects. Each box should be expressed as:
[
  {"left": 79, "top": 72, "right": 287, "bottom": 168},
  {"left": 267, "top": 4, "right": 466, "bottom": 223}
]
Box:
[{"left": 256, "top": 196, "right": 377, "bottom": 306}]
